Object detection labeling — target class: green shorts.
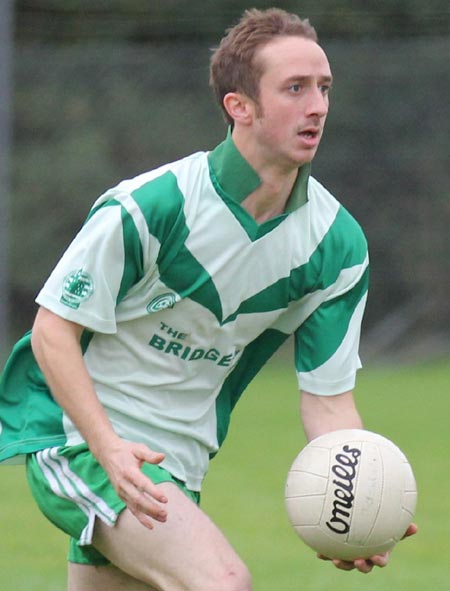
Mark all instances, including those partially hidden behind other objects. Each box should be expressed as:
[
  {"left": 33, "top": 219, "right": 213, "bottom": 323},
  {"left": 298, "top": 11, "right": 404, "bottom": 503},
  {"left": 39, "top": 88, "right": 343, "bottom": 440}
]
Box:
[{"left": 26, "top": 444, "right": 200, "bottom": 566}]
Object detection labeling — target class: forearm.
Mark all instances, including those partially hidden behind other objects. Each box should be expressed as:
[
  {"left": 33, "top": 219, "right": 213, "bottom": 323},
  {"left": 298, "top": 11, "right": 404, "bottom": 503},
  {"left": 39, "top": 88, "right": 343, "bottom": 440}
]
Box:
[
  {"left": 31, "top": 307, "right": 120, "bottom": 458},
  {"left": 31, "top": 307, "right": 168, "bottom": 526},
  {"left": 300, "top": 390, "right": 363, "bottom": 442}
]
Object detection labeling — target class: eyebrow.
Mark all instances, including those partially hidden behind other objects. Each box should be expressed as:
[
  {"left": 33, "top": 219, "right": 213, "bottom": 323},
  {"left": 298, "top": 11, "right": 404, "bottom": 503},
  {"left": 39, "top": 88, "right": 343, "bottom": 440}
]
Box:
[{"left": 286, "top": 74, "right": 334, "bottom": 84}]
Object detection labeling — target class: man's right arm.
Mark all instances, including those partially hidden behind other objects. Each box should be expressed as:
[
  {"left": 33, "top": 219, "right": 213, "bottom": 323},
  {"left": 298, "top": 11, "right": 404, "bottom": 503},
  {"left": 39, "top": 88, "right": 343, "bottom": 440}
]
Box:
[{"left": 31, "top": 306, "right": 168, "bottom": 529}]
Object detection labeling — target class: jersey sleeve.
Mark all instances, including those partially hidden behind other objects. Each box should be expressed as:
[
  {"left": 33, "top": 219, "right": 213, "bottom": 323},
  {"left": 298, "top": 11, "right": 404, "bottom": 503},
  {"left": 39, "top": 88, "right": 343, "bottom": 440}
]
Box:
[
  {"left": 35, "top": 197, "right": 144, "bottom": 333},
  {"left": 294, "top": 217, "right": 369, "bottom": 396}
]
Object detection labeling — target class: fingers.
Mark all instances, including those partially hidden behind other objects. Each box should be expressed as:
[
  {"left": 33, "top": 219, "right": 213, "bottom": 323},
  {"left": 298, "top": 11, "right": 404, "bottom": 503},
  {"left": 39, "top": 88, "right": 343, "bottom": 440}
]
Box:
[
  {"left": 98, "top": 440, "right": 169, "bottom": 529},
  {"left": 316, "top": 524, "right": 418, "bottom": 573},
  {"left": 133, "top": 443, "right": 166, "bottom": 467},
  {"left": 354, "top": 554, "right": 389, "bottom": 573},
  {"left": 402, "top": 523, "right": 418, "bottom": 538},
  {"left": 127, "top": 490, "right": 168, "bottom": 529},
  {"left": 332, "top": 558, "right": 357, "bottom": 571},
  {"left": 116, "top": 469, "right": 169, "bottom": 529},
  {"left": 317, "top": 554, "right": 359, "bottom": 572},
  {"left": 128, "top": 446, "right": 168, "bottom": 507},
  {"left": 317, "top": 552, "right": 389, "bottom": 573}
]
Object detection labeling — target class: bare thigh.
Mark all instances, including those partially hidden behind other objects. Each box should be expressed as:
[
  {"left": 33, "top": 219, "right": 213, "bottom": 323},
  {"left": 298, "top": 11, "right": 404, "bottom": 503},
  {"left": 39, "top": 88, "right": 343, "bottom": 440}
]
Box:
[
  {"left": 91, "top": 482, "right": 251, "bottom": 591},
  {"left": 68, "top": 562, "right": 156, "bottom": 591}
]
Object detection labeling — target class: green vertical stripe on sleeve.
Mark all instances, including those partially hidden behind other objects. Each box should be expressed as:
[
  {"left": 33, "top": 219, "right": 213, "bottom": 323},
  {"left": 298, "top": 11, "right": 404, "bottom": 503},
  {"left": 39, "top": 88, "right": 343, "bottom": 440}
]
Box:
[
  {"left": 131, "top": 171, "right": 187, "bottom": 271},
  {"left": 117, "top": 204, "right": 144, "bottom": 304},
  {"left": 82, "top": 198, "right": 145, "bottom": 305}
]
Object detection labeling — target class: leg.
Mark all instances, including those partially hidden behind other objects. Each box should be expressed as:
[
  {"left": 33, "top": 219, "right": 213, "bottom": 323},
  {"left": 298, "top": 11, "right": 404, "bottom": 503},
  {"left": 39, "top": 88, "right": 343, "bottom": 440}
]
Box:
[
  {"left": 92, "top": 482, "right": 252, "bottom": 591},
  {"left": 68, "top": 562, "right": 156, "bottom": 591}
]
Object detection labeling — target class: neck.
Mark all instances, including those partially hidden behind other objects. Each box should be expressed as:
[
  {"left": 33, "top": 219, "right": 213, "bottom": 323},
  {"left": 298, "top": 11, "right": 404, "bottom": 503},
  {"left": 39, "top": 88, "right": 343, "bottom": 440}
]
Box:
[
  {"left": 232, "top": 127, "right": 299, "bottom": 222},
  {"left": 240, "top": 173, "right": 298, "bottom": 222}
]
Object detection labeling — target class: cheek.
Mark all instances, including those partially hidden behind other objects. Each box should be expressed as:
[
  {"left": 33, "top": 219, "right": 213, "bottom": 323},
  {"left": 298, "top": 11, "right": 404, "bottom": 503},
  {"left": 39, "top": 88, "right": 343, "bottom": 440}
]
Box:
[
  {"left": 258, "top": 105, "right": 294, "bottom": 136},
  {"left": 271, "top": 111, "right": 297, "bottom": 142},
  {"left": 254, "top": 94, "right": 299, "bottom": 141},
  {"left": 255, "top": 117, "right": 285, "bottom": 144}
]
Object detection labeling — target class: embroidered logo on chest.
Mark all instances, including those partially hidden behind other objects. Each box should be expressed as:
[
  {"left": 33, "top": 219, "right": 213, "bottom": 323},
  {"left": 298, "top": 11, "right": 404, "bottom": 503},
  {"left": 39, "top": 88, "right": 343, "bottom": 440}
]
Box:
[{"left": 146, "top": 293, "right": 177, "bottom": 313}]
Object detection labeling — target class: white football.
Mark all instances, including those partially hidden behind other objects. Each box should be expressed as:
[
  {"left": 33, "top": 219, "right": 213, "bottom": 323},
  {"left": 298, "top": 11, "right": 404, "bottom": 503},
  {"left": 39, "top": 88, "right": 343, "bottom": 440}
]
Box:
[{"left": 285, "top": 429, "right": 417, "bottom": 561}]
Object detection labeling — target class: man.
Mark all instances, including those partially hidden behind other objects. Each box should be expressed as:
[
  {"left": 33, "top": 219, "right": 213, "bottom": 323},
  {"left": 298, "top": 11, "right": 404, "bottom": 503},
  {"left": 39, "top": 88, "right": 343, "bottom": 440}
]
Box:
[{"left": 0, "top": 8, "right": 415, "bottom": 590}]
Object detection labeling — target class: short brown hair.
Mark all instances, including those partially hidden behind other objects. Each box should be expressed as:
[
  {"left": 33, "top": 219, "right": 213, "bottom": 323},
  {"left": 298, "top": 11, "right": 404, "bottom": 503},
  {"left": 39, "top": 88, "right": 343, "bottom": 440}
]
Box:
[{"left": 210, "top": 8, "right": 318, "bottom": 125}]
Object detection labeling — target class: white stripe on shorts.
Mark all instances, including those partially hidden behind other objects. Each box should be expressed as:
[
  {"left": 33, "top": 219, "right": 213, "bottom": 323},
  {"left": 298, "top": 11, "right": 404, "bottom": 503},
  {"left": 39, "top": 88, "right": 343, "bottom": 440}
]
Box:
[{"left": 36, "top": 448, "right": 118, "bottom": 545}]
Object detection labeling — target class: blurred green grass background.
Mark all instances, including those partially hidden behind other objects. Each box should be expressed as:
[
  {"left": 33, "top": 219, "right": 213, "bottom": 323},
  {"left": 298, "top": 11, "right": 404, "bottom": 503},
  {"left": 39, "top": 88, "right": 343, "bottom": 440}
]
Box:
[{"left": 1, "top": 358, "right": 449, "bottom": 590}]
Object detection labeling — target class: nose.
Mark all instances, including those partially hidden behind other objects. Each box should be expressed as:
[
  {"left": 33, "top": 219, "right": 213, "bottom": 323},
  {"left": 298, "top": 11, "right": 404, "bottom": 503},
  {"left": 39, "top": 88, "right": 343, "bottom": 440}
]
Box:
[{"left": 305, "top": 87, "right": 329, "bottom": 118}]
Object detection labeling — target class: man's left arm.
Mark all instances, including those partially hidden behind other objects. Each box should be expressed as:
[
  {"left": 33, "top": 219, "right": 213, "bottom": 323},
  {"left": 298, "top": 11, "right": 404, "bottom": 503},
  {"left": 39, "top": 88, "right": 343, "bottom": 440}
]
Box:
[
  {"left": 300, "top": 389, "right": 417, "bottom": 574},
  {"left": 300, "top": 389, "right": 362, "bottom": 442}
]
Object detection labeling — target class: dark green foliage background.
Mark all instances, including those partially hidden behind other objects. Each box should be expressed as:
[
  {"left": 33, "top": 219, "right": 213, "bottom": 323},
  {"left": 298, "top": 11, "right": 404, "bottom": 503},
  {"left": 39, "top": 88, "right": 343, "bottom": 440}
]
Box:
[{"left": 12, "top": 31, "right": 450, "bottom": 346}]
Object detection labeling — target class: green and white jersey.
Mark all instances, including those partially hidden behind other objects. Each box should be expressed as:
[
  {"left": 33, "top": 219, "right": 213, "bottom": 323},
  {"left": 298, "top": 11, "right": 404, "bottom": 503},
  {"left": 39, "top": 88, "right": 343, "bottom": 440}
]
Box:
[{"left": 35, "top": 132, "right": 369, "bottom": 491}]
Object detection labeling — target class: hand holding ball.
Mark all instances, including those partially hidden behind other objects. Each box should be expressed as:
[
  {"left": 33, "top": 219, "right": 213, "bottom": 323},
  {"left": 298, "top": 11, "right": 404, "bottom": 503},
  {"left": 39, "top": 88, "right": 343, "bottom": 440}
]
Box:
[{"left": 285, "top": 429, "right": 417, "bottom": 561}]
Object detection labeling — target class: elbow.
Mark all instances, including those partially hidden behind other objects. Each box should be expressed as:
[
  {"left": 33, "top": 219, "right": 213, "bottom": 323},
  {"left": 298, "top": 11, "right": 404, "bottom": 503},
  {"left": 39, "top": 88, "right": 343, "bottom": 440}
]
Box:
[
  {"left": 31, "top": 307, "right": 84, "bottom": 359},
  {"left": 31, "top": 307, "right": 48, "bottom": 359}
]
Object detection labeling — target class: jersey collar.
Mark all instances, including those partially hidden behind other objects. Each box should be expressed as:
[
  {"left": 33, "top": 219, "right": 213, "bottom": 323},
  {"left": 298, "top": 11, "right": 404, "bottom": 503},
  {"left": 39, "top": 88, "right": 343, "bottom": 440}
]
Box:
[{"left": 207, "top": 128, "right": 310, "bottom": 212}]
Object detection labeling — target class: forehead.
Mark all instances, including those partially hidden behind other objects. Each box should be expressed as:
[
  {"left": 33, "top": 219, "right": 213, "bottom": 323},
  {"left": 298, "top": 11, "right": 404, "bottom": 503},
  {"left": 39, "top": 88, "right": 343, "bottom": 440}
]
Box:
[{"left": 256, "top": 36, "right": 331, "bottom": 81}]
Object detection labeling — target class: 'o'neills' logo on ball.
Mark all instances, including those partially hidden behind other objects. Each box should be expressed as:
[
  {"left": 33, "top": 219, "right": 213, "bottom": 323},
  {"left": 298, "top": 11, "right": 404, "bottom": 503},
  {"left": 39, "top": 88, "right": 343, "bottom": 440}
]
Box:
[
  {"left": 325, "top": 445, "right": 362, "bottom": 535},
  {"left": 147, "top": 293, "right": 177, "bottom": 313}
]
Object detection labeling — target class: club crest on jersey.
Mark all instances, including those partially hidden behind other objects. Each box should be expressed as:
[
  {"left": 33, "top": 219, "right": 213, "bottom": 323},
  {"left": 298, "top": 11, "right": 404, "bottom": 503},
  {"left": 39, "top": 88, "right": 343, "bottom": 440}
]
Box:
[
  {"left": 147, "top": 293, "right": 177, "bottom": 313},
  {"left": 60, "top": 269, "right": 94, "bottom": 309}
]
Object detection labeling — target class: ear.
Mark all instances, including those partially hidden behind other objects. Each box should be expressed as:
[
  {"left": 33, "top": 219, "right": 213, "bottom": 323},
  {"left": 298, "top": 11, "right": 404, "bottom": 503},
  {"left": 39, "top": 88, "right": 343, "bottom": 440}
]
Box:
[{"left": 223, "top": 92, "right": 255, "bottom": 126}]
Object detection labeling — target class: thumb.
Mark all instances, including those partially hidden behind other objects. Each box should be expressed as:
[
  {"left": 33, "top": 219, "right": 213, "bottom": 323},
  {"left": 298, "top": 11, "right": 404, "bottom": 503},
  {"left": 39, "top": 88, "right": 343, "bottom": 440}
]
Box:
[
  {"left": 133, "top": 443, "right": 165, "bottom": 466},
  {"left": 402, "top": 523, "right": 418, "bottom": 539}
]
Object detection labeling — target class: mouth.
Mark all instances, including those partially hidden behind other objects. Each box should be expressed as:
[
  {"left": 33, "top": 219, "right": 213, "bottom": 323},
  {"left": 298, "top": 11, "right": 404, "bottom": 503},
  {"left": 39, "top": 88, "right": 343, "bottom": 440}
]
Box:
[
  {"left": 297, "top": 127, "right": 321, "bottom": 147},
  {"left": 298, "top": 127, "right": 320, "bottom": 139}
]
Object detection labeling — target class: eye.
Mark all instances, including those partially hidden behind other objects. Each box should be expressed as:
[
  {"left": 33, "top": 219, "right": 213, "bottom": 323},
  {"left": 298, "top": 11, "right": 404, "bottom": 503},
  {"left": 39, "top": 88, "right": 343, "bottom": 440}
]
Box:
[
  {"left": 320, "top": 84, "right": 332, "bottom": 96},
  {"left": 289, "top": 83, "right": 302, "bottom": 93}
]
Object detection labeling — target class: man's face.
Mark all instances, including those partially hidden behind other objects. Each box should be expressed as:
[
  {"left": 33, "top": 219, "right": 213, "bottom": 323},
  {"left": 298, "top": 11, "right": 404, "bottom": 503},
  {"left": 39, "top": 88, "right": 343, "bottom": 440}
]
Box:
[{"left": 251, "top": 36, "right": 332, "bottom": 170}]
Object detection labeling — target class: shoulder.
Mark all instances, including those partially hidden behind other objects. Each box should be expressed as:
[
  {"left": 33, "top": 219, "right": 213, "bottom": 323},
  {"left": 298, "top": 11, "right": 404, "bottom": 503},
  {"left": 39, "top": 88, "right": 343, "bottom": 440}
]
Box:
[
  {"left": 307, "top": 176, "right": 368, "bottom": 271},
  {"left": 115, "top": 151, "right": 208, "bottom": 199},
  {"left": 89, "top": 151, "right": 209, "bottom": 237},
  {"left": 308, "top": 176, "right": 367, "bottom": 248}
]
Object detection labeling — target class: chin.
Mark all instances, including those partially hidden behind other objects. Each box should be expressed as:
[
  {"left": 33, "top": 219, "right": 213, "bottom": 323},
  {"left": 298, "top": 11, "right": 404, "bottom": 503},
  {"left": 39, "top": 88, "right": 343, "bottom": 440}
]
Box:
[{"left": 293, "top": 151, "right": 316, "bottom": 167}]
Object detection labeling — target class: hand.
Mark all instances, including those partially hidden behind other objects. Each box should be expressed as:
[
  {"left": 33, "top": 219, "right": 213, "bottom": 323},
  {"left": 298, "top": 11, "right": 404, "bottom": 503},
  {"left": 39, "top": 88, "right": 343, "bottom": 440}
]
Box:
[
  {"left": 95, "top": 437, "right": 168, "bottom": 529},
  {"left": 318, "top": 523, "right": 418, "bottom": 573}
]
